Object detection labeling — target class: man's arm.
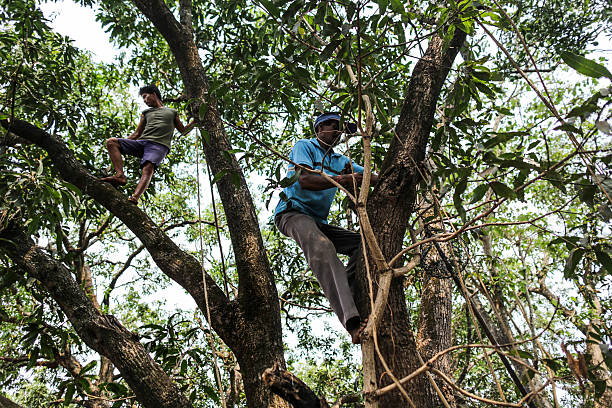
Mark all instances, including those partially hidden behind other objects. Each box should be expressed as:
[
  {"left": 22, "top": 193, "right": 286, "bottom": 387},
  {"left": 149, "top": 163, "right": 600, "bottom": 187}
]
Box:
[
  {"left": 175, "top": 114, "right": 195, "bottom": 135},
  {"left": 298, "top": 166, "right": 365, "bottom": 191},
  {"left": 346, "top": 161, "right": 379, "bottom": 185},
  {"left": 127, "top": 115, "right": 146, "bottom": 140}
]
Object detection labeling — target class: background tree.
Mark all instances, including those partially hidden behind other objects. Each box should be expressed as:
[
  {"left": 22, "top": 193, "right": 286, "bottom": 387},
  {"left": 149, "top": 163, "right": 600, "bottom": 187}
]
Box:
[{"left": 1, "top": 0, "right": 610, "bottom": 407}]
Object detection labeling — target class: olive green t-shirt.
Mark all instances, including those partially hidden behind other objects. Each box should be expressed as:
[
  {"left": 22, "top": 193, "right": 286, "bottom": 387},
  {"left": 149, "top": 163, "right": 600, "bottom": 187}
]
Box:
[{"left": 140, "top": 107, "right": 177, "bottom": 149}]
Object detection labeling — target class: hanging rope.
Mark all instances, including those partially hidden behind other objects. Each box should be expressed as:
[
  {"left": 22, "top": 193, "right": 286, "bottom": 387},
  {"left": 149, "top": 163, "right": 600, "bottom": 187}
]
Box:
[
  {"left": 194, "top": 129, "right": 227, "bottom": 408},
  {"left": 206, "top": 161, "right": 230, "bottom": 295}
]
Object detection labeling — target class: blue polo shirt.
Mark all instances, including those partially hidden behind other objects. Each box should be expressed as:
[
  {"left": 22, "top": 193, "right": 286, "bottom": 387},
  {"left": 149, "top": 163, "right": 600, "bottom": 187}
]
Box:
[{"left": 274, "top": 138, "right": 364, "bottom": 224}]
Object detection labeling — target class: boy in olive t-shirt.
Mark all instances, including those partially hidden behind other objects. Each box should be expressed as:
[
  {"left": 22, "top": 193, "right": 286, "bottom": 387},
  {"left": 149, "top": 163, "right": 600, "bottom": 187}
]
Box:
[{"left": 101, "top": 85, "right": 193, "bottom": 204}]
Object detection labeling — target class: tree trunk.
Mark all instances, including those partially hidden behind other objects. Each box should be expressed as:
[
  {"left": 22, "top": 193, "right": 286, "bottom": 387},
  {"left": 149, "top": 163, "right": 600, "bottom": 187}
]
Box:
[
  {"left": 417, "top": 250, "right": 456, "bottom": 406},
  {"left": 356, "top": 28, "right": 466, "bottom": 407}
]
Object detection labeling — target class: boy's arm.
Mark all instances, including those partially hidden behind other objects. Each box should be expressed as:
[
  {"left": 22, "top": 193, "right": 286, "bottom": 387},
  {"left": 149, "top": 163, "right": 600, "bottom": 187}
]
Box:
[
  {"left": 127, "top": 115, "right": 146, "bottom": 140},
  {"left": 175, "top": 114, "right": 196, "bottom": 135}
]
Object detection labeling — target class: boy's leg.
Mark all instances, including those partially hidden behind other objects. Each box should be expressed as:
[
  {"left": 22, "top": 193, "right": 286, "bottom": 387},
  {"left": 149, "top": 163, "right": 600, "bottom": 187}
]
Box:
[
  {"left": 128, "top": 162, "right": 155, "bottom": 204},
  {"left": 127, "top": 142, "right": 169, "bottom": 204},
  {"left": 100, "top": 138, "right": 127, "bottom": 185}
]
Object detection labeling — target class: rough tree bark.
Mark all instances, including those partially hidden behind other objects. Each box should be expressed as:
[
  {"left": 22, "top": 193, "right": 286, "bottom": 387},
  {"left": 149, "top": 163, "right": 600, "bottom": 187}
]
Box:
[
  {"left": 583, "top": 284, "right": 612, "bottom": 408},
  {"left": 356, "top": 28, "right": 467, "bottom": 407},
  {"left": 0, "top": 394, "right": 24, "bottom": 408},
  {"left": 416, "top": 204, "right": 457, "bottom": 407}
]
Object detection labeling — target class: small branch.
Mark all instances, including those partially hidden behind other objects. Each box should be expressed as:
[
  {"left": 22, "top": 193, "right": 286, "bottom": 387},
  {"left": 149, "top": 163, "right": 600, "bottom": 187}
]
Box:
[
  {"left": 0, "top": 356, "right": 59, "bottom": 368},
  {"left": 392, "top": 254, "right": 421, "bottom": 277}
]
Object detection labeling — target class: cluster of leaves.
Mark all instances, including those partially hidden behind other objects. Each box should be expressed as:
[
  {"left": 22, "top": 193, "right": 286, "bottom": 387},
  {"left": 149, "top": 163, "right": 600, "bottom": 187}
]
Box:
[{"left": 139, "top": 312, "right": 227, "bottom": 406}]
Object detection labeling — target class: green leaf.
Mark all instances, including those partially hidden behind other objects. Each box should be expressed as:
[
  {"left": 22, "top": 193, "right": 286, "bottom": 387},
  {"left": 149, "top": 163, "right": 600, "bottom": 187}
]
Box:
[
  {"left": 64, "top": 383, "right": 75, "bottom": 405},
  {"left": 597, "top": 204, "right": 612, "bottom": 222},
  {"left": 377, "top": 0, "right": 389, "bottom": 13},
  {"left": 320, "top": 38, "right": 341, "bottom": 62},
  {"left": 593, "top": 379, "right": 607, "bottom": 399},
  {"left": 564, "top": 248, "right": 585, "bottom": 278},
  {"left": 516, "top": 349, "right": 534, "bottom": 360},
  {"left": 232, "top": 172, "right": 241, "bottom": 188},
  {"left": 103, "top": 382, "right": 128, "bottom": 396},
  {"left": 198, "top": 103, "right": 208, "bottom": 120},
  {"left": 200, "top": 130, "right": 210, "bottom": 145},
  {"left": 80, "top": 360, "right": 97, "bottom": 375},
  {"left": 259, "top": 0, "right": 281, "bottom": 18},
  {"left": 470, "top": 183, "right": 489, "bottom": 204},
  {"left": 282, "top": 0, "right": 304, "bottom": 22},
  {"left": 489, "top": 181, "right": 516, "bottom": 199},
  {"left": 280, "top": 93, "right": 299, "bottom": 118},
  {"left": 453, "top": 176, "right": 468, "bottom": 222},
  {"left": 543, "top": 358, "right": 563, "bottom": 373},
  {"left": 279, "top": 168, "right": 301, "bottom": 188},
  {"left": 202, "top": 384, "right": 220, "bottom": 403},
  {"left": 595, "top": 250, "right": 612, "bottom": 274},
  {"left": 578, "top": 179, "right": 597, "bottom": 207},
  {"left": 210, "top": 169, "right": 228, "bottom": 185},
  {"left": 314, "top": 3, "right": 326, "bottom": 25},
  {"left": 554, "top": 123, "right": 582, "bottom": 134},
  {"left": 389, "top": 0, "right": 404, "bottom": 13},
  {"left": 566, "top": 103, "right": 598, "bottom": 119},
  {"left": 482, "top": 131, "right": 527, "bottom": 149},
  {"left": 560, "top": 51, "right": 612, "bottom": 79}
]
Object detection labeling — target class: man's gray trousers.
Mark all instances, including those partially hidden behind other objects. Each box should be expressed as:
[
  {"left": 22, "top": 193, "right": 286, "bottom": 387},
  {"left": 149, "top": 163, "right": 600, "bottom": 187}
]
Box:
[{"left": 275, "top": 210, "right": 361, "bottom": 329}]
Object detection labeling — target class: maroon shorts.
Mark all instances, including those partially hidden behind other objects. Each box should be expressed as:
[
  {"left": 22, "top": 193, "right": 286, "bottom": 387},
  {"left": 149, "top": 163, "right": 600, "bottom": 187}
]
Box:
[{"left": 118, "top": 139, "right": 169, "bottom": 169}]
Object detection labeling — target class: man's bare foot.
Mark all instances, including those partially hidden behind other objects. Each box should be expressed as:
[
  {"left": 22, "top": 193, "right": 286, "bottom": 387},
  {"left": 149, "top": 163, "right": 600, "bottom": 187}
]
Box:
[
  {"left": 348, "top": 318, "right": 368, "bottom": 344},
  {"left": 127, "top": 196, "right": 138, "bottom": 205},
  {"left": 100, "top": 175, "right": 127, "bottom": 186}
]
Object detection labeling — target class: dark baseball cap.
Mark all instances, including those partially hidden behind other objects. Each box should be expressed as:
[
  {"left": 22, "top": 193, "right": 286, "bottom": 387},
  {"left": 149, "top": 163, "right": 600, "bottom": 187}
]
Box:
[
  {"left": 314, "top": 113, "right": 341, "bottom": 129},
  {"left": 314, "top": 113, "right": 358, "bottom": 134}
]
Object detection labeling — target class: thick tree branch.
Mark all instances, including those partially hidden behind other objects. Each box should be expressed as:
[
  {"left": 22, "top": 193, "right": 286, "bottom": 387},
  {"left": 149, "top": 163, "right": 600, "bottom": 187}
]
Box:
[
  {"left": 0, "top": 356, "right": 59, "bottom": 368},
  {"left": 178, "top": 0, "right": 194, "bottom": 33},
  {"left": 0, "top": 394, "right": 25, "bottom": 408},
  {"left": 0, "top": 223, "right": 192, "bottom": 408}
]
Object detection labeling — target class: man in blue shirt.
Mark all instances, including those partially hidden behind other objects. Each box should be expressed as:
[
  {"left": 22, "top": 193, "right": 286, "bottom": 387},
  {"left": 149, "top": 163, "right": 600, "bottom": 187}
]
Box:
[{"left": 274, "top": 113, "right": 378, "bottom": 344}]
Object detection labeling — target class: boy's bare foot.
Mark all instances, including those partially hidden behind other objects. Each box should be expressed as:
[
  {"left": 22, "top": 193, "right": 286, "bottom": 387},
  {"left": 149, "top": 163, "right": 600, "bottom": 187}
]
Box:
[
  {"left": 127, "top": 196, "right": 138, "bottom": 205},
  {"left": 348, "top": 318, "right": 368, "bottom": 344},
  {"left": 100, "top": 175, "right": 127, "bottom": 186}
]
